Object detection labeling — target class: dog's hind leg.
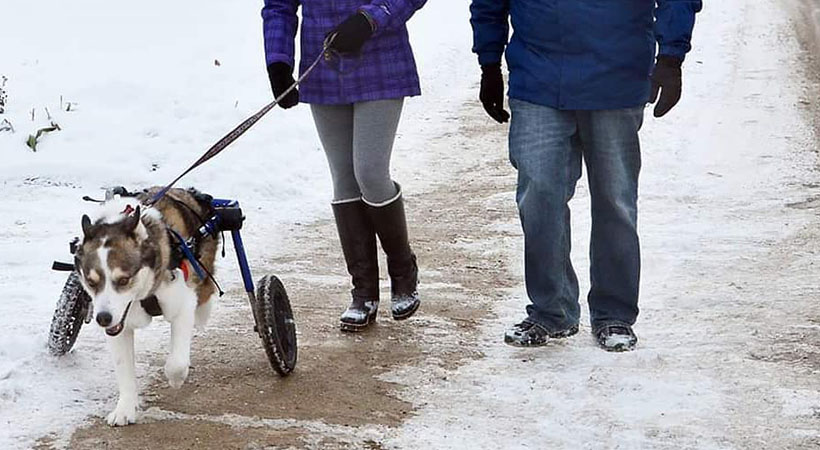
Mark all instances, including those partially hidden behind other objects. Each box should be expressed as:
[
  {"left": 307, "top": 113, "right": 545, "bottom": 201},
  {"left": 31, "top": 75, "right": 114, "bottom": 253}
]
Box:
[
  {"left": 157, "top": 277, "right": 197, "bottom": 389},
  {"left": 106, "top": 329, "right": 139, "bottom": 426}
]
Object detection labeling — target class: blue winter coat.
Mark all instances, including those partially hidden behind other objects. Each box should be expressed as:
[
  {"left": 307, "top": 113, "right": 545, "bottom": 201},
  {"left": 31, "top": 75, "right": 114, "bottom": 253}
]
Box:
[{"left": 470, "top": 0, "right": 703, "bottom": 110}]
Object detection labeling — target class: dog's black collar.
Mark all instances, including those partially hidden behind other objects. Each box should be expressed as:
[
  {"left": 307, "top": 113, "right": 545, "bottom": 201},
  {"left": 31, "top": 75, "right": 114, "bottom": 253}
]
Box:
[{"left": 140, "top": 295, "right": 163, "bottom": 317}]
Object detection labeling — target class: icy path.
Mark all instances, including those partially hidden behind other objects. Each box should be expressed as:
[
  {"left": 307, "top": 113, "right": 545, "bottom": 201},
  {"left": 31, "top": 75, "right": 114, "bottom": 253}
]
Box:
[
  {"left": 3, "top": 0, "right": 820, "bottom": 448},
  {"left": 385, "top": 0, "right": 820, "bottom": 448},
  {"left": 0, "top": 1, "right": 474, "bottom": 448}
]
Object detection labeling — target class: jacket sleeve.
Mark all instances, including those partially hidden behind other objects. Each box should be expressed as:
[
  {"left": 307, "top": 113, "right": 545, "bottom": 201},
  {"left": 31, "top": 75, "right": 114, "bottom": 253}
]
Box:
[
  {"left": 261, "top": 0, "right": 299, "bottom": 67},
  {"left": 469, "top": 0, "right": 510, "bottom": 66},
  {"left": 359, "top": 0, "right": 428, "bottom": 33},
  {"left": 655, "top": 0, "right": 702, "bottom": 60}
]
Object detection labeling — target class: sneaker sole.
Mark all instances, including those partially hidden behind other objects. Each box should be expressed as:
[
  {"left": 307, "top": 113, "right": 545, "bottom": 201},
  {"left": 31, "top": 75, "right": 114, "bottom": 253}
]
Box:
[
  {"left": 503, "top": 325, "right": 579, "bottom": 347},
  {"left": 597, "top": 340, "right": 637, "bottom": 353},
  {"left": 503, "top": 336, "right": 548, "bottom": 348}
]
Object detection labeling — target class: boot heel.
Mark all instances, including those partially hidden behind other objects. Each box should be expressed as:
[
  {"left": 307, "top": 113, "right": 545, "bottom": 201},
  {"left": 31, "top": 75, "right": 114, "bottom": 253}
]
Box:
[
  {"left": 340, "top": 300, "right": 379, "bottom": 332},
  {"left": 391, "top": 294, "right": 420, "bottom": 320}
]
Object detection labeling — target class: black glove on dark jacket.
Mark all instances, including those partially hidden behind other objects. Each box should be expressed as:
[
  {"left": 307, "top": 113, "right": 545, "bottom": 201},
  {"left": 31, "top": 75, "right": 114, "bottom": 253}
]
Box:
[
  {"left": 327, "top": 12, "right": 374, "bottom": 54},
  {"left": 267, "top": 62, "right": 299, "bottom": 109},
  {"left": 479, "top": 63, "right": 509, "bottom": 124},
  {"left": 650, "top": 55, "right": 683, "bottom": 118}
]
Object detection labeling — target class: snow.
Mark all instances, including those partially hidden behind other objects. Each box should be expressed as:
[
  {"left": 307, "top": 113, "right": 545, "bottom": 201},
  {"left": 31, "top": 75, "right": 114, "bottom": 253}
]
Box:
[
  {"left": 3, "top": 0, "right": 820, "bottom": 448},
  {"left": 384, "top": 0, "right": 820, "bottom": 448},
  {"left": 0, "top": 1, "right": 473, "bottom": 447}
]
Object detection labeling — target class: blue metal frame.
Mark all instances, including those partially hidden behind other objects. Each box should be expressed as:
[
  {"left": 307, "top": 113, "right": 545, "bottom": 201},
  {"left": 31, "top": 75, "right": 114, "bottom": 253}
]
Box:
[
  {"left": 187, "top": 198, "right": 256, "bottom": 294},
  {"left": 231, "top": 229, "right": 255, "bottom": 294}
]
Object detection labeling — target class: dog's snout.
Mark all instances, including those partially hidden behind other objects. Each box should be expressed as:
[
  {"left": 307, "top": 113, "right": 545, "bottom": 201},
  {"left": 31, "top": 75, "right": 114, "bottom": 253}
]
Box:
[{"left": 96, "top": 311, "right": 113, "bottom": 327}]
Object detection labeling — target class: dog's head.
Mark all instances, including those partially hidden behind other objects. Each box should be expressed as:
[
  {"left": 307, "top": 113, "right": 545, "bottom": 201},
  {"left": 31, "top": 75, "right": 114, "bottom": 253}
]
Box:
[{"left": 75, "top": 205, "right": 158, "bottom": 337}]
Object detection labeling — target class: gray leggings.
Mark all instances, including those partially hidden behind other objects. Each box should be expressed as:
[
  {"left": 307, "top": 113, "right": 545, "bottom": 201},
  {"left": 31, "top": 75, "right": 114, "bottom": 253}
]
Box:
[{"left": 310, "top": 99, "right": 404, "bottom": 204}]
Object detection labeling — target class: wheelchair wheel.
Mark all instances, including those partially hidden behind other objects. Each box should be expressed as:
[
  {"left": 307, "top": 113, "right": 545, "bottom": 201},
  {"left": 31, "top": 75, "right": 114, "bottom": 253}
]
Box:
[
  {"left": 255, "top": 275, "right": 297, "bottom": 376},
  {"left": 48, "top": 271, "right": 91, "bottom": 356}
]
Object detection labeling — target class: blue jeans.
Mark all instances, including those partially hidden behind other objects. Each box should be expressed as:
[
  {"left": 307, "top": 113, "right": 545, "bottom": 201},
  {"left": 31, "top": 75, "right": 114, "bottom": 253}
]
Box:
[{"left": 508, "top": 98, "right": 643, "bottom": 333}]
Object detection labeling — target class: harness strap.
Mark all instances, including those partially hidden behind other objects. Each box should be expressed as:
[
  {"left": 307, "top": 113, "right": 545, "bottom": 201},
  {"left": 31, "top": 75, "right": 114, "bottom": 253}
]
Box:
[{"left": 168, "top": 229, "right": 206, "bottom": 281}]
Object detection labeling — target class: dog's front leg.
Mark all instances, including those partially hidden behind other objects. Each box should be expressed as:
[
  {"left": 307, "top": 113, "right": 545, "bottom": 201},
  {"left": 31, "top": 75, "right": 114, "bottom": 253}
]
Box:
[
  {"left": 106, "top": 329, "right": 139, "bottom": 426},
  {"left": 164, "top": 292, "right": 196, "bottom": 389}
]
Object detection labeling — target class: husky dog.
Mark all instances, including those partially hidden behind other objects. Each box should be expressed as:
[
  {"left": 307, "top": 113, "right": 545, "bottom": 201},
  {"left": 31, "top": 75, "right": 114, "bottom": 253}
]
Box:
[{"left": 74, "top": 187, "right": 219, "bottom": 426}]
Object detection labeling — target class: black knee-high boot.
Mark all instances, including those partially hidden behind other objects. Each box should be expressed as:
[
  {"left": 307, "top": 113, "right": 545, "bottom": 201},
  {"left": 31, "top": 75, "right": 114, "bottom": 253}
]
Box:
[
  {"left": 364, "top": 185, "right": 420, "bottom": 320},
  {"left": 332, "top": 200, "right": 380, "bottom": 332}
]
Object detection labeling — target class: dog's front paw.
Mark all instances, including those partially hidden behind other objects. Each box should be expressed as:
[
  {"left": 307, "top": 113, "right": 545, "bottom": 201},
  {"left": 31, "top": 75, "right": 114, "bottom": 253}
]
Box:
[
  {"left": 106, "top": 399, "right": 138, "bottom": 427},
  {"left": 164, "top": 357, "right": 189, "bottom": 389}
]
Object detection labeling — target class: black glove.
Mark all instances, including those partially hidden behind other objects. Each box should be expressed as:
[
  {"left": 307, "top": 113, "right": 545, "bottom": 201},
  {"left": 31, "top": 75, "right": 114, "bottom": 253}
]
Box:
[
  {"left": 650, "top": 55, "right": 683, "bottom": 118},
  {"left": 479, "top": 64, "right": 509, "bottom": 124},
  {"left": 326, "top": 12, "right": 374, "bottom": 54},
  {"left": 267, "top": 62, "right": 299, "bottom": 109}
]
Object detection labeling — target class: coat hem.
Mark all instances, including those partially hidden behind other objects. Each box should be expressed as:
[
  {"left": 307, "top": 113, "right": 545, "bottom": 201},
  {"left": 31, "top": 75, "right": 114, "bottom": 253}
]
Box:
[
  {"left": 508, "top": 92, "right": 649, "bottom": 112},
  {"left": 302, "top": 88, "right": 421, "bottom": 105}
]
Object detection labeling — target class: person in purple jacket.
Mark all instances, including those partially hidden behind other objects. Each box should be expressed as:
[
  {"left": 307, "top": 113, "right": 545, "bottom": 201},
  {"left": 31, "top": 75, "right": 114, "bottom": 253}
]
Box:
[{"left": 262, "top": 0, "right": 426, "bottom": 332}]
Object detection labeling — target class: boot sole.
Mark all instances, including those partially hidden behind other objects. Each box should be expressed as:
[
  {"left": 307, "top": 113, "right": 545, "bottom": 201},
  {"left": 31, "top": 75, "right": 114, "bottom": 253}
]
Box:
[
  {"left": 340, "top": 313, "right": 378, "bottom": 333},
  {"left": 340, "top": 322, "right": 371, "bottom": 332},
  {"left": 392, "top": 300, "right": 420, "bottom": 321}
]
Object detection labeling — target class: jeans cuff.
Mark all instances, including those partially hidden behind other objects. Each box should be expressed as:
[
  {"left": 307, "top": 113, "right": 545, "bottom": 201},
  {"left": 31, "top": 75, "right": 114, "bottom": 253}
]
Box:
[{"left": 525, "top": 316, "right": 578, "bottom": 335}]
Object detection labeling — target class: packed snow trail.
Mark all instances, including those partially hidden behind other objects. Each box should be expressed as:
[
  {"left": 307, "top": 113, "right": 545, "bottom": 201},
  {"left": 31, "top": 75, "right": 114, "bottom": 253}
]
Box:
[
  {"left": 3, "top": 0, "right": 820, "bottom": 448},
  {"left": 386, "top": 0, "right": 820, "bottom": 448},
  {"left": 0, "top": 1, "right": 474, "bottom": 447}
]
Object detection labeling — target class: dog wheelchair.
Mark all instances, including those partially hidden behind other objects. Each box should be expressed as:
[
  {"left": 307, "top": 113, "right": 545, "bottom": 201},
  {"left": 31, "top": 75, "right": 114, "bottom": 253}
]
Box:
[{"left": 47, "top": 188, "right": 298, "bottom": 377}]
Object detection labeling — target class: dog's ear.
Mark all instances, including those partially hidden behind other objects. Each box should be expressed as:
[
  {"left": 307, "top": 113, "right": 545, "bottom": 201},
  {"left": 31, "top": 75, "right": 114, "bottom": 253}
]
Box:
[
  {"left": 81, "top": 215, "right": 94, "bottom": 237},
  {"left": 124, "top": 205, "right": 141, "bottom": 233}
]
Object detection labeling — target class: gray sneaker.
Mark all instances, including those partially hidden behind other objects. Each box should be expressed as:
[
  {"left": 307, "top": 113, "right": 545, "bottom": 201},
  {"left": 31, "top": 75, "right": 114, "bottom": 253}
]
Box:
[
  {"left": 504, "top": 320, "right": 579, "bottom": 347},
  {"left": 594, "top": 324, "right": 638, "bottom": 352}
]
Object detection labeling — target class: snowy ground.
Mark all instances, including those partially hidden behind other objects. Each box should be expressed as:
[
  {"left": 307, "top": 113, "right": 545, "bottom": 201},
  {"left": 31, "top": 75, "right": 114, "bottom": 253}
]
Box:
[
  {"left": 0, "top": 1, "right": 473, "bottom": 447},
  {"left": 386, "top": 0, "right": 820, "bottom": 448},
  {"left": 3, "top": 0, "right": 820, "bottom": 448}
]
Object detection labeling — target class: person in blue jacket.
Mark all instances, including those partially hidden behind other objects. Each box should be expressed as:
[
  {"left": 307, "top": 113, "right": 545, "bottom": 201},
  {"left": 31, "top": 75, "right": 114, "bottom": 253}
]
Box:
[{"left": 470, "top": 0, "right": 702, "bottom": 351}]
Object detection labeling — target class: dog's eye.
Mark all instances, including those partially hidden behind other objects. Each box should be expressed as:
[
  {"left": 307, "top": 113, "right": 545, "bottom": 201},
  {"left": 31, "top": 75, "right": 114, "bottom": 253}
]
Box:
[
  {"left": 115, "top": 277, "right": 131, "bottom": 287},
  {"left": 86, "top": 278, "right": 98, "bottom": 288}
]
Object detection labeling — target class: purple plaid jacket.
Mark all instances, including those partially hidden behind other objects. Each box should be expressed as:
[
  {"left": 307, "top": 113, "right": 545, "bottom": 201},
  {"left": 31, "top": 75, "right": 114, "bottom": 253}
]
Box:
[{"left": 262, "top": 0, "right": 427, "bottom": 105}]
